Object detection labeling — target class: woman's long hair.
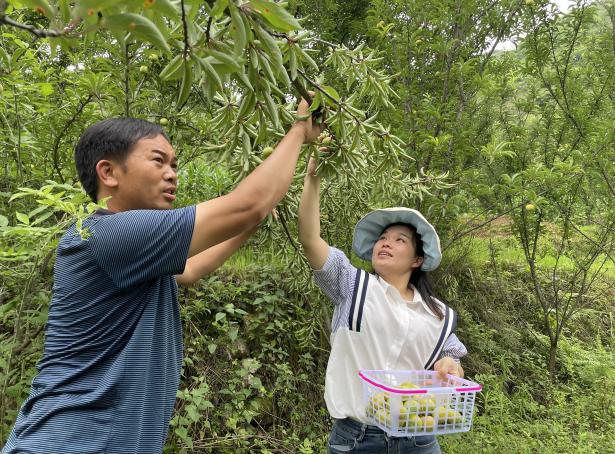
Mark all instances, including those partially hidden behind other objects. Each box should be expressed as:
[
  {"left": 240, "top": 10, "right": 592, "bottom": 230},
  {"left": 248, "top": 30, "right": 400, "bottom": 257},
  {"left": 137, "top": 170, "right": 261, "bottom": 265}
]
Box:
[{"left": 386, "top": 223, "right": 446, "bottom": 319}]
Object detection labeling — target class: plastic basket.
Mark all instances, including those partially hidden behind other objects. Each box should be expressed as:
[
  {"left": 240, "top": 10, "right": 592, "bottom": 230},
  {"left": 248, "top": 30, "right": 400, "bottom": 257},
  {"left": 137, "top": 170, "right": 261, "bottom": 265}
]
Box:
[{"left": 359, "top": 369, "right": 482, "bottom": 436}]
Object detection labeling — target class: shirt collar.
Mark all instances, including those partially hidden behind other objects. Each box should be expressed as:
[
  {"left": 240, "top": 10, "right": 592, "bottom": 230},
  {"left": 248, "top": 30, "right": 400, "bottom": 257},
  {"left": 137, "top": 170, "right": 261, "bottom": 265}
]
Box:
[{"left": 375, "top": 275, "right": 439, "bottom": 317}]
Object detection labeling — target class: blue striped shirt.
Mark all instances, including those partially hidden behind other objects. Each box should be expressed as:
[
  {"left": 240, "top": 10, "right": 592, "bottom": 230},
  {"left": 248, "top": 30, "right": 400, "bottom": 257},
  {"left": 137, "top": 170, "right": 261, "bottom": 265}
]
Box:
[{"left": 2, "top": 207, "right": 196, "bottom": 454}]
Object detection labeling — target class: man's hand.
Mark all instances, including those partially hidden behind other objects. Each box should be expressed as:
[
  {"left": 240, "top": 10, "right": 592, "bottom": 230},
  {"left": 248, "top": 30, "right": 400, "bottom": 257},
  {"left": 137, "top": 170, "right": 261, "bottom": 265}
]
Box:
[
  {"left": 291, "top": 96, "right": 323, "bottom": 144},
  {"left": 434, "top": 357, "right": 464, "bottom": 380}
]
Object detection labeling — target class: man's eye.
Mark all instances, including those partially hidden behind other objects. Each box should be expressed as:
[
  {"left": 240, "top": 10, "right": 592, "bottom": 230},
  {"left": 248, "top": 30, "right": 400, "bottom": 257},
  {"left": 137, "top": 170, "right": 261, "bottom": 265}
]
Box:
[{"left": 154, "top": 157, "right": 163, "bottom": 163}]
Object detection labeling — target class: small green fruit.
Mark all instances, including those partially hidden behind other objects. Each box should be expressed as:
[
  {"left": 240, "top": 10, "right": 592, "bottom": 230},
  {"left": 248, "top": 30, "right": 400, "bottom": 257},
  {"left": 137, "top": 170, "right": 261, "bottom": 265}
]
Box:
[
  {"left": 423, "top": 415, "right": 435, "bottom": 431},
  {"left": 262, "top": 146, "right": 274, "bottom": 159},
  {"left": 159, "top": 117, "right": 169, "bottom": 126},
  {"left": 148, "top": 53, "right": 159, "bottom": 61},
  {"left": 139, "top": 65, "right": 149, "bottom": 74},
  {"left": 525, "top": 203, "right": 536, "bottom": 211}
]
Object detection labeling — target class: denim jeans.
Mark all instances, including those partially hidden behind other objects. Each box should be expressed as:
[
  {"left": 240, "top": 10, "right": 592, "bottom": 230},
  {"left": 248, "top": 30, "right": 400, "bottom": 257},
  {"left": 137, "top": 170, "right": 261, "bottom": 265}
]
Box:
[{"left": 327, "top": 418, "right": 441, "bottom": 454}]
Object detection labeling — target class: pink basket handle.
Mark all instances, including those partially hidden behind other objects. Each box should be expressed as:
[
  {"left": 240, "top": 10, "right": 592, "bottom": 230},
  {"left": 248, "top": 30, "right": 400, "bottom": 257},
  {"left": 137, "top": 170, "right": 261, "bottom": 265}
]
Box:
[{"left": 358, "top": 371, "right": 482, "bottom": 394}]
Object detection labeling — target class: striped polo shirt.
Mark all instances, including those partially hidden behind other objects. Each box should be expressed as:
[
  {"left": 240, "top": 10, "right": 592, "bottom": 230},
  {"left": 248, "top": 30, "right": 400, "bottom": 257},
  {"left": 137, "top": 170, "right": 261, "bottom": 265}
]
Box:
[
  {"left": 313, "top": 247, "right": 467, "bottom": 423},
  {"left": 2, "top": 206, "right": 195, "bottom": 454}
]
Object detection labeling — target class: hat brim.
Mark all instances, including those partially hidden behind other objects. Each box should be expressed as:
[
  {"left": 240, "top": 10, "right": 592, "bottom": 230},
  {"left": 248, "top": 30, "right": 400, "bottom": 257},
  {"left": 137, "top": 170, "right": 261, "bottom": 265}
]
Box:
[{"left": 352, "top": 207, "right": 441, "bottom": 271}]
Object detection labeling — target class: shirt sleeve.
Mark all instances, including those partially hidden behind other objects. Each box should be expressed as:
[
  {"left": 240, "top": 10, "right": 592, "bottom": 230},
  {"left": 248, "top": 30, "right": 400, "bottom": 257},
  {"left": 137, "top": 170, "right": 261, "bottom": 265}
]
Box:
[
  {"left": 86, "top": 206, "right": 196, "bottom": 288},
  {"left": 438, "top": 333, "right": 468, "bottom": 363},
  {"left": 312, "top": 246, "right": 357, "bottom": 306}
]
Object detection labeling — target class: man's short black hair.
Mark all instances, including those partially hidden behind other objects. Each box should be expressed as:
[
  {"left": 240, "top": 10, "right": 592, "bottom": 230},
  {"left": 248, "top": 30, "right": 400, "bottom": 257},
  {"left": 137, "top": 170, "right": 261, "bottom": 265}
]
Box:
[{"left": 74, "top": 118, "right": 169, "bottom": 201}]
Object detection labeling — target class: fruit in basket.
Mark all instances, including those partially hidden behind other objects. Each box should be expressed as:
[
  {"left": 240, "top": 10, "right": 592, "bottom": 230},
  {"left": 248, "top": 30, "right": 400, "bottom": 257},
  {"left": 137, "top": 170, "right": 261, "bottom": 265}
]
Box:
[
  {"left": 369, "top": 392, "right": 389, "bottom": 408},
  {"left": 418, "top": 397, "right": 436, "bottom": 412},
  {"left": 423, "top": 415, "right": 435, "bottom": 431},
  {"left": 447, "top": 409, "right": 463, "bottom": 423},
  {"left": 435, "top": 406, "right": 448, "bottom": 421},
  {"left": 400, "top": 413, "right": 420, "bottom": 429},
  {"left": 374, "top": 408, "right": 391, "bottom": 426},
  {"left": 403, "top": 398, "right": 421, "bottom": 412},
  {"left": 398, "top": 381, "right": 418, "bottom": 389}
]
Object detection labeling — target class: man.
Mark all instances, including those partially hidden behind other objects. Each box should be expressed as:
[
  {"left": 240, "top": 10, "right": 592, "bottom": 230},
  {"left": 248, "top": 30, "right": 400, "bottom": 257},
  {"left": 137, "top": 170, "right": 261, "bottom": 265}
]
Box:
[{"left": 1, "top": 98, "right": 321, "bottom": 453}]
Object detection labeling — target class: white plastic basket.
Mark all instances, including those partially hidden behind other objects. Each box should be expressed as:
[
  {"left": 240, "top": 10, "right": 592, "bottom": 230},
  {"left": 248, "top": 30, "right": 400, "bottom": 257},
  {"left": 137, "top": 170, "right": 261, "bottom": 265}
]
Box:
[{"left": 359, "top": 370, "right": 482, "bottom": 436}]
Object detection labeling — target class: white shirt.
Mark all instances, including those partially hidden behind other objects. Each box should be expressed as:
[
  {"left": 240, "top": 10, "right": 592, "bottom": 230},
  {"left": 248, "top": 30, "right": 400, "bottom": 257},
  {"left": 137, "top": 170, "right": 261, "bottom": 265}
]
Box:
[{"left": 314, "top": 247, "right": 466, "bottom": 422}]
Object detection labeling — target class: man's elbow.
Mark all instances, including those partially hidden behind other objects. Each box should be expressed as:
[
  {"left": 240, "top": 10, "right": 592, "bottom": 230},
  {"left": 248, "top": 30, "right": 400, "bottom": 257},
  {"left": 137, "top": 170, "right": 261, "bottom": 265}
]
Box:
[{"left": 245, "top": 193, "right": 272, "bottom": 224}]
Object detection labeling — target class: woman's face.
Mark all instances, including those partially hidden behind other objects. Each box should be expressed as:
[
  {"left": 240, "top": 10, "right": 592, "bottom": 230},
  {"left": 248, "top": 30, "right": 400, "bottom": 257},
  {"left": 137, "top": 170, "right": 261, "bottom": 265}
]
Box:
[{"left": 371, "top": 224, "right": 423, "bottom": 276}]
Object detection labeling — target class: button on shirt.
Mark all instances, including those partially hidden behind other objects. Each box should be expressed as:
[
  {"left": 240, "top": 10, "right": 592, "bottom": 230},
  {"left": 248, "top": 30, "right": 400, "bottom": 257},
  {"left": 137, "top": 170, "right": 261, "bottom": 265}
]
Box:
[{"left": 313, "top": 247, "right": 467, "bottom": 423}]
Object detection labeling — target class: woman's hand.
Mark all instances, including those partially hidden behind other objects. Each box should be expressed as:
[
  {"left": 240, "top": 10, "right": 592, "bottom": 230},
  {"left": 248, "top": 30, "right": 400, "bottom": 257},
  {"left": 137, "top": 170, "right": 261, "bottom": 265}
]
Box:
[
  {"left": 434, "top": 357, "right": 464, "bottom": 380},
  {"left": 306, "top": 156, "right": 318, "bottom": 178}
]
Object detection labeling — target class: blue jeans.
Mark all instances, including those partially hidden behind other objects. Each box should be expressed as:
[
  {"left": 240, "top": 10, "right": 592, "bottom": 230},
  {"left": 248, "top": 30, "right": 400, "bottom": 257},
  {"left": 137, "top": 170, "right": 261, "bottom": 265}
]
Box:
[{"left": 328, "top": 418, "right": 441, "bottom": 454}]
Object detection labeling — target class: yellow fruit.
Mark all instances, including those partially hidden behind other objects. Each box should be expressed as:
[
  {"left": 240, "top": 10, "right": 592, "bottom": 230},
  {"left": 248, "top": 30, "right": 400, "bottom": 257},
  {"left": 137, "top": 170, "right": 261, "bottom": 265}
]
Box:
[
  {"left": 398, "top": 381, "right": 418, "bottom": 389},
  {"left": 423, "top": 415, "right": 435, "bottom": 431},
  {"left": 447, "top": 409, "right": 463, "bottom": 423},
  {"left": 418, "top": 398, "right": 436, "bottom": 412},
  {"left": 525, "top": 203, "right": 536, "bottom": 211},
  {"left": 402, "top": 397, "right": 421, "bottom": 412},
  {"left": 321, "top": 135, "right": 332, "bottom": 145},
  {"left": 262, "top": 146, "right": 274, "bottom": 159},
  {"left": 139, "top": 65, "right": 148, "bottom": 73},
  {"left": 370, "top": 392, "right": 389, "bottom": 407},
  {"left": 435, "top": 406, "right": 448, "bottom": 421},
  {"left": 375, "top": 408, "right": 391, "bottom": 426},
  {"left": 148, "top": 53, "right": 159, "bottom": 61},
  {"left": 159, "top": 117, "right": 169, "bottom": 126}
]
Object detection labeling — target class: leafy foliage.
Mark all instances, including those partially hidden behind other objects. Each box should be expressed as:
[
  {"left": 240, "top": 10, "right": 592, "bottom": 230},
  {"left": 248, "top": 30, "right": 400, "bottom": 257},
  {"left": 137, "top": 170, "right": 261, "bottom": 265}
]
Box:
[{"left": 1, "top": 0, "right": 614, "bottom": 452}]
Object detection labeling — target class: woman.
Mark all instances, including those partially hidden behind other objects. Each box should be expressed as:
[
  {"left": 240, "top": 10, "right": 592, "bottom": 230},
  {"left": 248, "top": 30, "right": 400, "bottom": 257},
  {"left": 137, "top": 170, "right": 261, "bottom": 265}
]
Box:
[{"left": 298, "top": 158, "right": 467, "bottom": 453}]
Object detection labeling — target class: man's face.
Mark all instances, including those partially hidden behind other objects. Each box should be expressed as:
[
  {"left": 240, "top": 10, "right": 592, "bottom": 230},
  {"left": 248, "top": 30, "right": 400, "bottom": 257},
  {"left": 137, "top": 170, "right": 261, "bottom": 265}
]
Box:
[{"left": 112, "top": 134, "right": 178, "bottom": 210}]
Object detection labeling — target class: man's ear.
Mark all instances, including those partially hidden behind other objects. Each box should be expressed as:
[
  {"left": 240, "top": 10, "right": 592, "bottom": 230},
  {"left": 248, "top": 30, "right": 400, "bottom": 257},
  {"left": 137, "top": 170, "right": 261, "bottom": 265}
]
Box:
[{"left": 95, "top": 160, "right": 120, "bottom": 190}]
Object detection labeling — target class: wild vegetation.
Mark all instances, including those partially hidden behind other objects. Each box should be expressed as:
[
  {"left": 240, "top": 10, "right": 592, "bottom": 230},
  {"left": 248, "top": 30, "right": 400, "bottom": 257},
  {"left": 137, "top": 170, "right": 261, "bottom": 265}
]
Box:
[{"left": 1, "top": 0, "right": 613, "bottom": 452}]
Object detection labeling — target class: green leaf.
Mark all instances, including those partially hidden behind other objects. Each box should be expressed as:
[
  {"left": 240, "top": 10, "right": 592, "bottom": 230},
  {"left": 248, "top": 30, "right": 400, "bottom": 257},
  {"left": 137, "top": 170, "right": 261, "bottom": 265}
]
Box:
[
  {"left": 0, "top": 47, "right": 9, "bottom": 69},
  {"left": 203, "top": 48, "right": 242, "bottom": 72},
  {"left": 0, "top": 215, "right": 8, "bottom": 227},
  {"left": 103, "top": 13, "right": 171, "bottom": 53},
  {"left": 320, "top": 85, "right": 340, "bottom": 102},
  {"left": 211, "top": 0, "right": 228, "bottom": 18},
  {"left": 248, "top": 0, "right": 300, "bottom": 32},
  {"left": 195, "top": 55, "right": 223, "bottom": 91},
  {"left": 159, "top": 55, "right": 184, "bottom": 80},
  {"left": 176, "top": 59, "right": 193, "bottom": 108},
  {"left": 38, "top": 82, "right": 54, "bottom": 96},
  {"left": 150, "top": 0, "right": 180, "bottom": 21},
  {"left": 19, "top": 0, "right": 55, "bottom": 18},
  {"left": 215, "top": 312, "right": 226, "bottom": 322},
  {"left": 229, "top": 2, "right": 248, "bottom": 54},
  {"left": 15, "top": 212, "right": 29, "bottom": 225}
]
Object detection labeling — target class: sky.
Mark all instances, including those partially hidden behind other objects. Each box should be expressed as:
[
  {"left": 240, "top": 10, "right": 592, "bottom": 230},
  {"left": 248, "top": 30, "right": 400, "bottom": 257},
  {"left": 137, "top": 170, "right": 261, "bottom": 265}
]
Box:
[{"left": 494, "top": 0, "right": 580, "bottom": 51}]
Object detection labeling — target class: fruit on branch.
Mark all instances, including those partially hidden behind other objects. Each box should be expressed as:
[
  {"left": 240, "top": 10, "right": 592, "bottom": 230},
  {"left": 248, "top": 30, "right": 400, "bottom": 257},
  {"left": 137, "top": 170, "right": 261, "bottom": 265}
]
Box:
[{"left": 262, "top": 146, "right": 274, "bottom": 158}]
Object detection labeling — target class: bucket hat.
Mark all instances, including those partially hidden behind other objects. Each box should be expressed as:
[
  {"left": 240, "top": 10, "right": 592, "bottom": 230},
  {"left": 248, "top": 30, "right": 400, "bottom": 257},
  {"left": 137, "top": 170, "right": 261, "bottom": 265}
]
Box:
[{"left": 352, "top": 207, "right": 441, "bottom": 271}]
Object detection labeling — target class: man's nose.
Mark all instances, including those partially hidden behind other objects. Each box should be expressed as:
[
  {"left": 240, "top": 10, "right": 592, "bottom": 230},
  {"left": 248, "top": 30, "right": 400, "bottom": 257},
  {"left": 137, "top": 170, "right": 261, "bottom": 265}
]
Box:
[{"left": 164, "top": 168, "right": 178, "bottom": 183}]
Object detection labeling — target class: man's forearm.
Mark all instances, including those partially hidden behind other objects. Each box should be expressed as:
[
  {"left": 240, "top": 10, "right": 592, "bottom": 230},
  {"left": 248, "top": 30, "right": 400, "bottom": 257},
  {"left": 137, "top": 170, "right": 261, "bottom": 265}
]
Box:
[
  {"left": 177, "top": 225, "right": 258, "bottom": 286},
  {"left": 233, "top": 126, "right": 305, "bottom": 219}
]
